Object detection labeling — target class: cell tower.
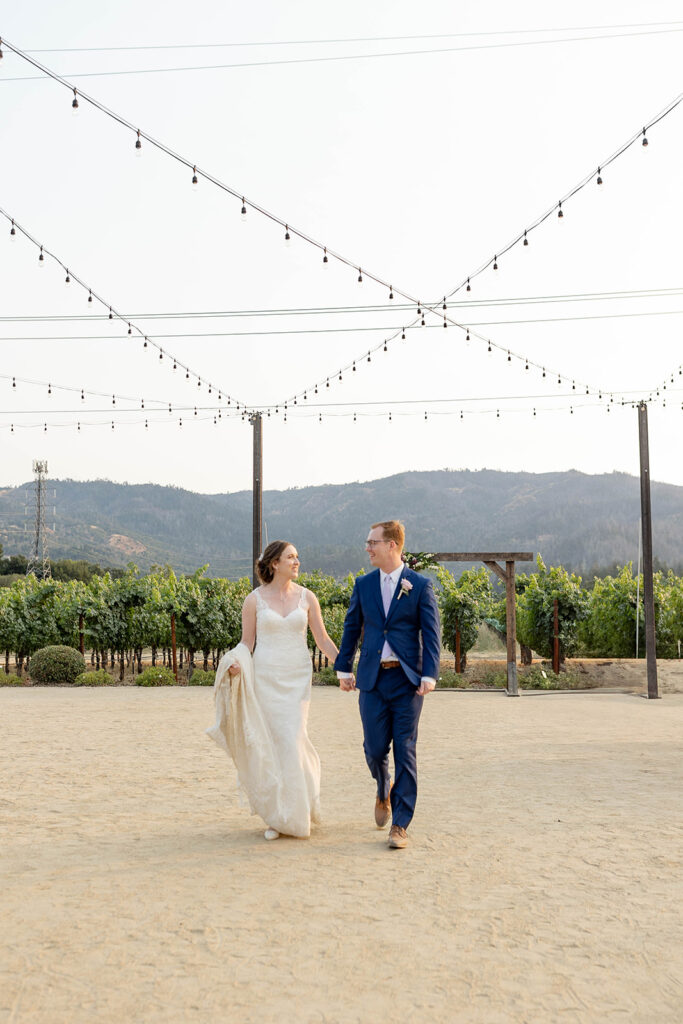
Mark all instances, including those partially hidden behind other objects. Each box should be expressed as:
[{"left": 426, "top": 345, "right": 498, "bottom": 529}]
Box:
[{"left": 26, "top": 460, "right": 52, "bottom": 579}]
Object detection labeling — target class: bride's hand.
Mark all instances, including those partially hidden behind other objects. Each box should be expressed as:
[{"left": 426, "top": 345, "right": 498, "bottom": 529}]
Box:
[{"left": 228, "top": 664, "right": 240, "bottom": 677}]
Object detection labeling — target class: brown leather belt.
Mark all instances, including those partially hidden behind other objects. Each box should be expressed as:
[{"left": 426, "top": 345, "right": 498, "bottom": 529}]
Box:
[{"left": 380, "top": 660, "right": 401, "bottom": 670}]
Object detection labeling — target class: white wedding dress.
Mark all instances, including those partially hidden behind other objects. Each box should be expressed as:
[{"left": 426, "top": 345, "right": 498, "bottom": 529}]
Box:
[{"left": 207, "top": 586, "right": 321, "bottom": 838}]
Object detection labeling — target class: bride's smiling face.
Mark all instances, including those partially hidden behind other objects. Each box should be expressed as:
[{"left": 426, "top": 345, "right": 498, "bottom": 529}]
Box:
[{"left": 273, "top": 545, "right": 300, "bottom": 581}]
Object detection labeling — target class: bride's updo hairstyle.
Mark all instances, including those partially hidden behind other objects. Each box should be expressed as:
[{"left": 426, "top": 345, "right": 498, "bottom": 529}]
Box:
[{"left": 256, "top": 540, "right": 292, "bottom": 584}]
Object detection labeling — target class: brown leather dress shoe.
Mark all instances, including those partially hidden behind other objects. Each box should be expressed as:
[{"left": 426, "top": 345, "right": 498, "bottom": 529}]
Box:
[
  {"left": 374, "top": 784, "right": 393, "bottom": 828},
  {"left": 387, "top": 825, "right": 408, "bottom": 849}
]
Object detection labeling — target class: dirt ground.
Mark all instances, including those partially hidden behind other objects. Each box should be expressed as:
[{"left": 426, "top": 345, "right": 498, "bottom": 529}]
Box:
[{"left": 2, "top": 686, "right": 682, "bottom": 1023}]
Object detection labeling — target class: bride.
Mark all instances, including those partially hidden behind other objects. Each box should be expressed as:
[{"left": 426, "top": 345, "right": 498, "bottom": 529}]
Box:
[{"left": 206, "top": 540, "right": 339, "bottom": 841}]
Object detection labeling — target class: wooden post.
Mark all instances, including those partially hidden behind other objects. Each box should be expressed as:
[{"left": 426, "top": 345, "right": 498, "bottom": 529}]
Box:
[
  {"left": 505, "top": 560, "right": 518, "bottom": 696},
  {"left": 171, "top": 611, "right": 178, "bottom": 683},
  {"left": 552, "top": 598, "right": 560, "bottom": 674},
  {"left": 251, "top": 413, "right": 263, "bottom": 589},
  {"left": 638, "top": 403, "right": 659, "bottom": 699},
  {"left": 78, "top": 612, "right": 85, "bottom": 656},
  {"left": 455, "top": 628, "right": 461, "bottom": 674}
]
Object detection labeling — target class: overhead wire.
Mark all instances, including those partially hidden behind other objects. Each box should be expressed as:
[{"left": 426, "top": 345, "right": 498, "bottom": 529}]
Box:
[{"left": 4, "top": 25, "right": 683, "bottom": 80}]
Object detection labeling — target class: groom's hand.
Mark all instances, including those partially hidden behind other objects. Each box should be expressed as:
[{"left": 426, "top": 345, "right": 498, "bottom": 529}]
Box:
[
  {"left": 416, "top": 677, "right": 436, "bottom": 695},
  {"left": 339, "top": 675, "right": 356, "bottom": 691}
]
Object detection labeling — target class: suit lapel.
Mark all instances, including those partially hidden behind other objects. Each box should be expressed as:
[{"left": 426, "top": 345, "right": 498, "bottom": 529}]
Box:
[{"left": 372, "top": 569, "right": 386, "bottom": 621}]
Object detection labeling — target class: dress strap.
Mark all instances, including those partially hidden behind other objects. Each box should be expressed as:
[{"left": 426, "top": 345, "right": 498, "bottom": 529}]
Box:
[{"left": 299, "top": 587, "right": 309, "bottom": 610}]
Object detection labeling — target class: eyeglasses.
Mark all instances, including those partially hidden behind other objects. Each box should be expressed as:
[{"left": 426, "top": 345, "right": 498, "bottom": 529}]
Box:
[{"left": 365, "top": 539, "right": 387, "bottom": 547}]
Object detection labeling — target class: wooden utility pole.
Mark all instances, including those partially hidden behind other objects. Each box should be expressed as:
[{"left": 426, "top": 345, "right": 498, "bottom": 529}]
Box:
[
  {"left": 637, "top": 403, "right": 659, "bottom": 699},
  {"left": 250, "top": 413, "right": 263, "bottom": 589},
  {"left": 552, "top": 598, "right": 560, "bottom": 674},
  {"left": 171, "top": 612, "right": 178, "bottom": 683}
]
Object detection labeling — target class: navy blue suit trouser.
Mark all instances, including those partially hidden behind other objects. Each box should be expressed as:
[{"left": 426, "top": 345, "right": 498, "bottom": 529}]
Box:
[{"left": 357, "top": 665, "right": 424, "bottom": 829}]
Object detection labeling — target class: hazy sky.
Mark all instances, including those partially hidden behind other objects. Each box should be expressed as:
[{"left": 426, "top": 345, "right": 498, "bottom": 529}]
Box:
[{"left": 1, "top": 1, "right": 682, "bottom": 493}]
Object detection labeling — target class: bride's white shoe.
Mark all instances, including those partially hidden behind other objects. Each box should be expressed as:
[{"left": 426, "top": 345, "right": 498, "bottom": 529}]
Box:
[{"left": 264, "top": 828, "right": 280, "bottom": 841}]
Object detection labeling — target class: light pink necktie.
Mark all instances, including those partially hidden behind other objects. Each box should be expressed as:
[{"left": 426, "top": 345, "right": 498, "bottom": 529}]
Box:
[{"left": 382, "top": 574, "right": 393, "bottom": 616}]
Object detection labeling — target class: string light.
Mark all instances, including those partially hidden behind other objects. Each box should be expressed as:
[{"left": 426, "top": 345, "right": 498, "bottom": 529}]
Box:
[
  {"left": 0, "top": 206, "right": 243, "bottom": 409},
  {"left": 71, "top": 87, "right": 79, "bottom": 114},
  {"left": 135, "top": 129, "right": 142, "bottom": 155},
  {"left": 557, "top": 201, "right": 564, "bottom": 219},
  {"left": 191, "top": 166, "right": 198, "bottom": 188},
  {"left": 3, "top": 35, "right": 681, "bottom": 335},
  {"left": 642, "top": 128, "right": 649, "bottom": 146}
]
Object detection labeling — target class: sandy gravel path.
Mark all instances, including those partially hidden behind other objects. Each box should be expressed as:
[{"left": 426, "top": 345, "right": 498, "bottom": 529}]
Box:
[{"left": 1, "top": 687, "right": 682, "bottom": 1023}]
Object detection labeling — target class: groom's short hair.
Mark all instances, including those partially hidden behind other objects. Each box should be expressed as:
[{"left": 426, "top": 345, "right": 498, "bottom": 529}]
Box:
[{"left": 372, "top": 520, "right": 405, "bottom": 551}]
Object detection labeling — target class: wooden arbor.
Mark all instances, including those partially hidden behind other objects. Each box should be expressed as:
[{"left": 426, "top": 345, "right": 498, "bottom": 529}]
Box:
[{"left": 434, "top": 552, "right": 534, "bottom": 696}]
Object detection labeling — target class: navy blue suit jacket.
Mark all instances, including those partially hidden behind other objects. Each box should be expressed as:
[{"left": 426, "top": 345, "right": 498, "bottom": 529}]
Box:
[{"left": 334, "top": 567, "right": 441, "bottom": 690}]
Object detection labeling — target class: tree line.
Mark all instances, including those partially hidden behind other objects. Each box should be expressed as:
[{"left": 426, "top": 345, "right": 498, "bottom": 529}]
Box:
[{"left": 0, "top": 558, "right": 681, "bottom": 681}]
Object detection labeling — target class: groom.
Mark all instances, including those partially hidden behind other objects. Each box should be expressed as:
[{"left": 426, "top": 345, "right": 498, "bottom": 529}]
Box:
[{"left": 335, "top": 520, "right": 441, "bottom": 849}]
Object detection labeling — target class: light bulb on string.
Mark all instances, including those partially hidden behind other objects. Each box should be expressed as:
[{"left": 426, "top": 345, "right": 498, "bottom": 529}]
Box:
[
  {"left": 642, "top": 128, "right": 649, "bottom": 147},
  {"left": 383, "top": 342, "right": 387, "bottom": 352},
  {"left": 557, "top": 201, "right": 564, "bottom": 219},
  {"left": 47, "top": 383, "right": 52, "bottom": 394},
  {"left": 487, "top": 342, "right": 492, "bottom": 353},
  {"left": 443, "top": 317, "right": 447, "bottom": 328},
  {"left": 191, "top": 166, "right": 199, "bottom": 189},
  {"left": 65, "top": 270, "right": 70, "bottom": 284},
  {"left": 493, "top": 257, "right": 498, "bottom": 270},
  {"left": 38, "top": 246, "right": 45, "bottom": 266},
  {"left": 442, "top": 298, "right": 447, "bottom": 310},
  {"left": 401, "top": 329, "right": 406, "bottom": 340},
  {"left": 389, "top": 287, "right": 394, "bottom": 300},
  {"left": 285, "top": 225, "right": 291, "bottom": 244},
  {"left": 367, "top": 352, "right": 371, "bottom": 363},
  {"left": 523, "top": 230, "right": 528, "bottom": 246},
  {"left": 12, "top": 377, "right": 16, "bottom": 388},
  {"left": 143, "top": 338, "right": 148, "bottom": 348},
  {"left": 507, "top": 351, "right": 511, "bottom": 362},
  {"left": 9, "top": 220, "right": 16, "bottom": 241},
  {"left": 241, "top": 198, "right": 247, "bottom": 220},
  {"left": 357, "top": 268, "right": 363, "bottom": 283},
  {"left": 128, "top": 324, "right": 132, "bottom": 335},
  {"left": 88, "top": 290, "right": 92, "bottom": 303},
  {"left": 466, "top": 278, "right": 471, "bottom": 292},
  {"left": 466, "top": 329, "right": 470, "bottom": 342},
  {"left": 322, "top": 247, "right": 328, "bottom": 265},
  {"left": 108, "top": 308, "right": 113, "bottom": 320},
  {"left": 135, "top": 130, "right": 142, "bottom": 156},
  {"left": 71, "top": 88, "right": 79, "bottom": 115},
  {"left": 596, "top": 167, "right": 603, "bottom": 185}
]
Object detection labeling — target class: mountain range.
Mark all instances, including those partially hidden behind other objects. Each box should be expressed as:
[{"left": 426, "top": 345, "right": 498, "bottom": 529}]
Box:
[{"left": 1, "top": 469, "right": 681, "bottom": 578}]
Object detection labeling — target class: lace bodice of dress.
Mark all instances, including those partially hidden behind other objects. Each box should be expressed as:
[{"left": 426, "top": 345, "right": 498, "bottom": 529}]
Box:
[{"left": 254, "top": 586, "right": 310, "bottom": 656}]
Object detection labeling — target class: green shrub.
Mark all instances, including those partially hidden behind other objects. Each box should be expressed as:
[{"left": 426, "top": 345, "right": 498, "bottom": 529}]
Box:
[
  {"left": 135, "top": 666, "right": 177, "bottom": 686},
  {"left": 313, "top": 666, "right": 339, "bottom": 686},
  {"left": 0, "top": 669, "right": 25, "bottom": 686},
  {"left": 73, "top": 669, "right": 113, "bottom": 687},
  {"left": 188, "top": 668, "right": 215, "bottom": 686},
  {"left": 518, "top": 666, "right": 591, "bottom": 690},
  {"left": 30, "top": 645, "right": 86, "bottom": 684},
  {"left": 436, "top": 669, "right": 470, "bottom": 689}
]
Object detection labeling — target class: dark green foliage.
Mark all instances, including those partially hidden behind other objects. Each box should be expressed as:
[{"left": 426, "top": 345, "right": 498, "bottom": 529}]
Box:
[
  {"left": 0, "top": 670, "right": 25, "bottom": 686},
  {"left": 73, "top": 669, "right": 113, "bottom": 686},
  {"left": 313, "top": 666, "right": 339, "bottom": 686},
  {"left": 437, "top": 567, "right": 493, "bottom": 658},
  {"left": 188, "top": 669, "right": 215, "bottom": 686},
  {"left": 135, "top": 666, "right": 177, "bottom": 686},
  {"left": 30, "top": 645, "right": 86, "bottom": 684},
  {"left": 516, "top": 557, "right": 589, "bottom": 660}
]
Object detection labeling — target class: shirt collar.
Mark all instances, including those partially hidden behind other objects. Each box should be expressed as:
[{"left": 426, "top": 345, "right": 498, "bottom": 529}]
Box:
[{"left": 382, "top": 565, "right": 404, "bottom": 586}]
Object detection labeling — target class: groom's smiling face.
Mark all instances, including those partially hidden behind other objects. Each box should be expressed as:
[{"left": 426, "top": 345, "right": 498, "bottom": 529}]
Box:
[{"left": 366, "top": 527, "right": 400, "bottom": 572}]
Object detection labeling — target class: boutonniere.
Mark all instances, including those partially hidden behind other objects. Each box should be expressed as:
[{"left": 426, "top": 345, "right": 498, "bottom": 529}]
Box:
[{"left": 396, "top": 578, "right": 413, "bottom": 601}]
